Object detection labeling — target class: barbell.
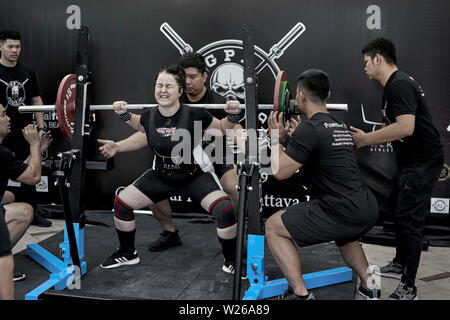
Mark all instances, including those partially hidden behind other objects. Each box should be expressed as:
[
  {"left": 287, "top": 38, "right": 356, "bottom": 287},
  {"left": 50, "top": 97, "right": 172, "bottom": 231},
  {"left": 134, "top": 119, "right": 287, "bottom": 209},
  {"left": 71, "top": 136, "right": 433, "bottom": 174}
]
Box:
[{"left": 19, "top": 71, "right": 348, "bottom": 140}]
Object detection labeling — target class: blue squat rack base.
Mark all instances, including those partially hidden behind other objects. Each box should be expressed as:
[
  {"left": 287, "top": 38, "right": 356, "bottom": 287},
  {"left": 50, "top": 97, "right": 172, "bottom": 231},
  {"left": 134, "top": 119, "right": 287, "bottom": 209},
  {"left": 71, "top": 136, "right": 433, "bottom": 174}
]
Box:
[
  {"left": 25, "top": 223, "right": 86, "bottom": 300},
  {"left": 242, "top": 235, "right": 352, "bottom": 300}
]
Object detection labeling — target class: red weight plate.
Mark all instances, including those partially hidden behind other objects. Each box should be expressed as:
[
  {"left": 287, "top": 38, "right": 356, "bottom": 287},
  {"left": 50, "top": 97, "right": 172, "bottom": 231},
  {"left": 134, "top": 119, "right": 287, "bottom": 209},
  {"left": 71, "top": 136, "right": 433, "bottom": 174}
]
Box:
[
  {"left": 56, "top": 74, "right": 77, "bottom": 141},
  {"left": 273, "top": 70, "right": 288, "bottom": 113}
]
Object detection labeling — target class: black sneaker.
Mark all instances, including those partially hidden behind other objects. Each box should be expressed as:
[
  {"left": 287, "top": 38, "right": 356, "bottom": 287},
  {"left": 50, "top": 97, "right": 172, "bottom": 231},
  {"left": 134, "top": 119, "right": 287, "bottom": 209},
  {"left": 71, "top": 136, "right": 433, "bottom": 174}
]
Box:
[
  {"left": 100, "top": 249, "right": 140, "bottom": 269},
  {"left": 388, "top": 283, "right": 418, "bottom": 300},
  {"left": 13, "top": 272, "right": 26, "bottom": 282},
  {"left": 376, "top": 260, "right": 402, "bottom": 279},
  {"left": 148, "top": 230, "right": 182, "bottom": 252},
  {"left": 31, "top": 212, "right": 52, "bottom": 227},
  {"left": 277, "top": 287, "right": 315, "bottom": 300},
  {"left": 222, "top": 260, "right": 248, "bottom": 280},
  {"left": 357, "top": 284, "right": 381, "bottom": 300}
]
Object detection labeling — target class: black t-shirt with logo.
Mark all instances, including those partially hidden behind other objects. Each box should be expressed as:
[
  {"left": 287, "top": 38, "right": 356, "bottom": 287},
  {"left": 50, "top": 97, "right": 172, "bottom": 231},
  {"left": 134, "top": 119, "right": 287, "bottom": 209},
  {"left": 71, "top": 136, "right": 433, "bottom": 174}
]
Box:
[
  {"left": 181, "top": 88, "right": 226, "bottom": 115},
  {"left": 285, "top": 112, "right": 377, "bottom": 225},
  {"left": 0, "top": 145, "right": 28, "bottom": 197},
  {"left": 140, "top": 104, "right": 213, "bottom": 179},
  {"left": 181, "top": 88, "right": 232, "bottom": 163},
  {"left": 0, "top": 63, "right": 40, "bottom": 160},
  {"left": 382, "top": 70, "right": 443, "bottom": 165}
]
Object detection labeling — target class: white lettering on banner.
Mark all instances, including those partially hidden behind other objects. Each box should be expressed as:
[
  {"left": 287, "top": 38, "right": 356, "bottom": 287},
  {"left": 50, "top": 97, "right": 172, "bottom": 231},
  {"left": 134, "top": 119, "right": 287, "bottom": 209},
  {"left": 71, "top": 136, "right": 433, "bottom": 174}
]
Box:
[
  {"left": 169, "top": 195, "right": 193, "bottom": 202},
  {"left": 370, "top": 142, "right": 393, "bottom": 153},
  {"left": 48, "top": 121, "right": 60, "bottom": 129},
  {"left": 42, "top": 112, "right": 59, "bottom": 130},
  {"left": 66, "top": 5, "right": 81, "bottom": 30},
  {"left": 205, "top": 54, "right": 217, "bottom": 67},
  {"left": 44, "top": 112, "right": 58, "bottom": 121},
  {"left": 258, "top": 112, "right": 268, "bottom": 125},
  {"left": 366, "top": 5, "right": 381, "bottom": 30},
  {"left": 223, "top": 49, "right": 235, "bottom": 62},
  {"left": 261, "top": 194, "right": 301, "bottom": 208}
]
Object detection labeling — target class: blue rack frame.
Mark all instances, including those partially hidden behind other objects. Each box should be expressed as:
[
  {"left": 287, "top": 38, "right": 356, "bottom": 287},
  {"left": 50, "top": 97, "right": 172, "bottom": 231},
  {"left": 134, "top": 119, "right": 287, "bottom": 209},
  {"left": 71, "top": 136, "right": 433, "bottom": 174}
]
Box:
[
  {"left": 25, "top": 223, "right": 87, "bottom": 300},
  {"left": 24, "top": 27, "right": 91, "bottom": 301},
  {"left": 242, "top": 235, "right": 352, "bottom": 300}
]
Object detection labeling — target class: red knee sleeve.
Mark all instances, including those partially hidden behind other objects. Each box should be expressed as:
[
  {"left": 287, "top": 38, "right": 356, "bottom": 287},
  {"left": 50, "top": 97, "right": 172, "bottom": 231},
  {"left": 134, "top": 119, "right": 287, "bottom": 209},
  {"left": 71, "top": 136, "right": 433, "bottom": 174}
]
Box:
[{"left": 114, "top": 195, "right": 135, "bottom": 221}]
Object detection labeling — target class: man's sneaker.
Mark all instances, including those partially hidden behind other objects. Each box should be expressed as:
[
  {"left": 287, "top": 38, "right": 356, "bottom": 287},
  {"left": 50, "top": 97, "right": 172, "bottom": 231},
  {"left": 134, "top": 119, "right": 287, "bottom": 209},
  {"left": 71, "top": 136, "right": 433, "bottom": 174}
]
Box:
[
  {"left": 356, "top": 284, "right": 381, "bottom": 300},
  {"left": 388, "top": 283, "right": 418, "bottom": 300},
  {"left": 377, "top": 260, "right": 403, "bottom": 279},
  {"left": 13, "top": 272, "right": 26, "bottom": 282},
  {"left": 148, "top": 230, "right": 182, "bottom": 252},
  {"left": 100, "top": 249, "right": 140, "bottom": 269},
  {"left": 31, "top": 212, "right": 52, "bottom": 227},
  {"left": 277, "top": 287, "right": 315, "bottom": 300},
  {"left": 222, "top": 260, "right": 248, "bottom": 280}
]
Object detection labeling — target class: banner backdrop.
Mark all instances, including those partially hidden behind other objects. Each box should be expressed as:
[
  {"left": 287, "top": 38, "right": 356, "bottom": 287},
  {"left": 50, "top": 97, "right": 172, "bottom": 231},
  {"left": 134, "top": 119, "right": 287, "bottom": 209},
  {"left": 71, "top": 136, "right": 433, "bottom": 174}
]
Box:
[{"left": 1, "top": 0, "right": 449, "bottom": 224}]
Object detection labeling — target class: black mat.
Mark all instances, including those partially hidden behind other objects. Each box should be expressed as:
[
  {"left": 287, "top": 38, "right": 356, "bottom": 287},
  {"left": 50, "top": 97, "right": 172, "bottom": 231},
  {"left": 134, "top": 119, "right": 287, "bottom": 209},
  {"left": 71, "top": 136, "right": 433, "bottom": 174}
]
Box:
[{"left": 14, "top": 211, "right": 356, "bottom": 300}]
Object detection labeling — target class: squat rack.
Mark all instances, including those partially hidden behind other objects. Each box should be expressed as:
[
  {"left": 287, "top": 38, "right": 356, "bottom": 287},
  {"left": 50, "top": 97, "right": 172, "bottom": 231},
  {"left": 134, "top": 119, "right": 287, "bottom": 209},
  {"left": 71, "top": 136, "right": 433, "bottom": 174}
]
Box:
[{"left": 25, "top": 25, "right": 351, "bottom": 300}]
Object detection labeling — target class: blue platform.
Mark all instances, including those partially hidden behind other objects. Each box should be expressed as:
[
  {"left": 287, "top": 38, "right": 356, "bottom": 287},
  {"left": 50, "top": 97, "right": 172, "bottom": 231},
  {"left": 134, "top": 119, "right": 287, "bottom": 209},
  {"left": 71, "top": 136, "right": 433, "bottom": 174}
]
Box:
[{"left": 13, "top": 211, "right": 355, "bottom": 300}]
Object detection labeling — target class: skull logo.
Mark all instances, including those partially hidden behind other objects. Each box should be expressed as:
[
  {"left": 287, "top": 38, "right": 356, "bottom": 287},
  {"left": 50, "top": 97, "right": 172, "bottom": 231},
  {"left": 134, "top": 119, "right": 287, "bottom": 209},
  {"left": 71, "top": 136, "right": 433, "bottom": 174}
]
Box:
[
  {"left": 1, "top": 79, "right": 27, "bottom": 107},
  {"left": 12, "top": 83, "right": 20, "bottom": 100},
  {"left": 210, "top": 62, "right": 245, "bottom": 100}
]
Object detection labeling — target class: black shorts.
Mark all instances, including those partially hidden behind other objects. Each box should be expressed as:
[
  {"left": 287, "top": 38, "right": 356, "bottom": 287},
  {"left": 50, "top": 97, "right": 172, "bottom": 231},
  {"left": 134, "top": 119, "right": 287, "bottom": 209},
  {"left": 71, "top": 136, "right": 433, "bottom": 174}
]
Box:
[
  {"left": 133, "top": 169, "right": 222, "bottom": 205},
  {"left": 0, "top": 203, "right": 12, "bottom": 258},
  {"left": 213, "top": 163, "right": 234, "bottom": 179},
  {"left": 281, "top": 199, "right": 375, "bottom": 247}
]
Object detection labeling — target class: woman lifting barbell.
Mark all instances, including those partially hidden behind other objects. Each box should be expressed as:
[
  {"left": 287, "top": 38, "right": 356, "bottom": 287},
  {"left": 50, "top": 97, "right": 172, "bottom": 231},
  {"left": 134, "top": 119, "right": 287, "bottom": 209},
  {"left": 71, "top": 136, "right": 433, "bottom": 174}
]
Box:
[{"left": 97, "top": 65, "right": 244, "bottom": 276}]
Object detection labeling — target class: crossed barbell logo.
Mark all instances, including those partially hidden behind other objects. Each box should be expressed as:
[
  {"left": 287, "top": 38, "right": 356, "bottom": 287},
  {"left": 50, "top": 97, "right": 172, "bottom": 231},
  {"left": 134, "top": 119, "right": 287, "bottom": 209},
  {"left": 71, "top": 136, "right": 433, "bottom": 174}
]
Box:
[
  {"left": 159, "top": 21, "right": 306, "bottom": 157},
  {"left": 160, "top": 21, "right": 305, "bottom": 82}
]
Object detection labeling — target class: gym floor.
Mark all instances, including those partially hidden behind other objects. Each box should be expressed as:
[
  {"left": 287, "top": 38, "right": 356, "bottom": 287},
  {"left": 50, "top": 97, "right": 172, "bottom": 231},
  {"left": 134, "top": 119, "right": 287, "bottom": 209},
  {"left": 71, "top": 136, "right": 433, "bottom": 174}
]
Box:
[{"left": 12, "top": 217, "right": 450, "bottom": 300}]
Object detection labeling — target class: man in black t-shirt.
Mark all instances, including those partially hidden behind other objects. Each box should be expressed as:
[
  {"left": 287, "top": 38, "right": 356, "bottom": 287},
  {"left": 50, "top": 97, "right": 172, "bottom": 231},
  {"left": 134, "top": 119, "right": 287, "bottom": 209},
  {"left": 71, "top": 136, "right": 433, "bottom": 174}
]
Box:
[
  {"left": 0, "top": 103, "right": 50, "bottom": 299},
  {"left": 266, "top": 69, "right": 379, "bottom": 300},
  {"left": 147, "top": 53, "right": 242, "bottom": 252},
  {"left": 351, "top": 38, "right": 443, "bottom": 300},
  {"left": 0, "top": 30, "right": 50, "bottom": 227}
]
